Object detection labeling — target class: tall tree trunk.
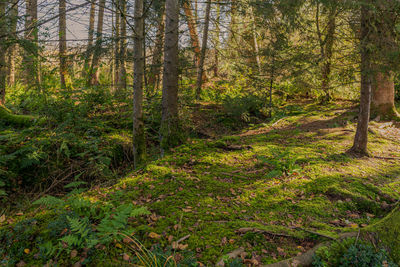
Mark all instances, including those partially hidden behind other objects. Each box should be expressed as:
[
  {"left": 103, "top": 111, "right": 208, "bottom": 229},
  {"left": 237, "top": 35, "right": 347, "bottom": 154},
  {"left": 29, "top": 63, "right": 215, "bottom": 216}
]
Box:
[
  {"left": 160, "top": 0, "right": 180, "bottom": 155},
  {"left": 114, "top": 0, "right": 120, "bottom": 91},
  {"left": 88, "top": 0, "right": 105, "bottom": 86},
  {"left": 183, "top": 1, "right": 201, "bottom": 71},
  {"left": 83, "top": 0, "right": 96, "bottom": 77},
  {"left": 0, "top": 0, "right": 6, "bottom": 104},
  {"left": 214, "top": 0, "right": 220, "bottom": 77},
  {"left": 318, "top": 4, "right": 337, "bottom": 103},
  {"left": 133, "top": 0, "right": 146, "bottom": 167},
  {"left": 148, "top": 8, "right": 165, "bottom": 94},
  {"left": 59, "top": 0, "right": 67, "bottom": 88},
  {"left": 350, "top": 1, "right": 372, "bottom": 156},
  {"left": 195, "top": 0, "right": 211, "bottom": 100},
  {"left": 7, "top": 0, "right": 18, "bottom": 87},
  {"left": 250, "top": 6, "right": 261, "bottom": 75},
  {"left": 23, "top": 0, "right": 40, "bottom": 89},
  {"left": 117, "top": 0, "right": 127, "bottom": 91}
]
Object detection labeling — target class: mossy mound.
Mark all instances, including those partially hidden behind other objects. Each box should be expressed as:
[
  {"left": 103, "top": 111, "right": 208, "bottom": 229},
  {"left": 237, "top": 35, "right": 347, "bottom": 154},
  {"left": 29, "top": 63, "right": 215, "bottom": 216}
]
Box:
[
  {"left": 0, "top": 105, "right": 39, "bottom": 127},
  {"left": 366, "top": 206, "right": 400, "bottom": 263}
]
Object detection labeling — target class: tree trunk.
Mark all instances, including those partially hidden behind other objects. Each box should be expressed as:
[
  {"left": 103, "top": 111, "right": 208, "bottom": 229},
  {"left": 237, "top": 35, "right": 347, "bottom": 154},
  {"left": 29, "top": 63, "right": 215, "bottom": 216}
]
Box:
[
  {"left": 371, "top": 72, "right": 398, "bottom": 119},
  {"left": 148, "top": 9, "right": 165, "bottom": 94},
  {"left": 195, "top": 0, "right": 211, "bottom": 100},
  {"left": 88, "top": 0, "right": 105, "bottom": 86},
  {"left": 183, "top": 1, "right": 201, "bottom": 71},
  {"left": 7, "top": 0, "right": 18, "bottom": 87},
  {"left": 59, "top": 0, "right": 67, "bottom": 88},
  {"left": 250, "top": 6, "right": 261, "bottom": 75},
  {"left": 214, "top": 0, "right": 220, "bottom": 77},
  {"left": 0, "top": 0, "right": 6, "bottom": 105},
  {"left": 23, "top": 0, "right": 40, "bottom": 89},
  {"left": 133, "top": 0, "right": 146, "bottom": 167},
  {"left": 350, "top": 1, "right": 372, "bottom": 156},
  {"left": 83, "top": 0, "right": 96, "bottom": 77},
  {"left": 160, "top": 0, "right": 180, "bottom": 155},
  {"left": 114, "top": 0, "right": 120, "bottom": 92},
  {"left": 117, "top": 0, "right": 127, "bottom": 91},
  {"left": 320, "top": 5, "right": 337, "bottom": 103}
]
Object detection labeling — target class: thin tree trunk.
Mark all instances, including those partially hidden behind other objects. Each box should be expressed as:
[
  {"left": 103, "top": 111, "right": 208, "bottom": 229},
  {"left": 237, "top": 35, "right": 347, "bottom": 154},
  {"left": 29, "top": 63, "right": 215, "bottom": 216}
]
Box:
[
  {"left": 195, "top": 0, "right": 211, "bottom": 100},
  {"left": 0, "top": 0, "right": 6, "bottom": 104},
  {"left": 117, "top": 0, "right": 127, "bottom": 92},
  {"left": 83, "top": 0, "right": 96, "bottom": 77},
  {"left": 59, "top": 0, "right": 67, "bottom": 88},
  {"left": 214, "top": 0, "right": 220, "bottom": 77},
  {"left": 160, "top": 0, "right": 180, "bottom": 155},
  {"left": 133, "top": 0, "right": 146, "bottom": 167},
  {"left": 350, "top": 1, "right": 372, "bottom": 156},
  {"left": 250, "top": 6, "right": 261, "bottom": 75},
  {"left": 114, "top": 0, "right": 120, "bottom": 91},
  {"left": 23, "top": 0, "right": 40, "bottom": 89},
  {"left": 320, "top": 5, "right": 337, "bottom": 102},
  {"left": 183, "top": 1, "right": 201, "bottom": 71},
  {"left": 88, "top": 0, "right": 105, "bottom": 86},
  {"left": 7, "top": 0, "right": 18, "bottom": 87},
  {"left": 148, "top": 9, "right": 165, "bottom": 94}
]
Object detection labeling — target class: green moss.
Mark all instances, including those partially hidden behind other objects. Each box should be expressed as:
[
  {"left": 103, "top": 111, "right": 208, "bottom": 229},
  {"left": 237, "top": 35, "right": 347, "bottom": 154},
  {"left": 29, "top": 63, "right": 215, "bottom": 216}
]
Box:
[{"left": 0, "top": 105, "right": 38, "bottom": 127}]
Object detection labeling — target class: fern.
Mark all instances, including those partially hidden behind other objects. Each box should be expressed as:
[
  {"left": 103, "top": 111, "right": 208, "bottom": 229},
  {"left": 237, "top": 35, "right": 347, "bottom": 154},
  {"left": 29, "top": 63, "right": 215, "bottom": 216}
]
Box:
[
  {"left": 64, "top": 181, "right": 87, "bottom": 189},
  {"left": 33, "top": 195, "right": 64, "bottom": 208}
]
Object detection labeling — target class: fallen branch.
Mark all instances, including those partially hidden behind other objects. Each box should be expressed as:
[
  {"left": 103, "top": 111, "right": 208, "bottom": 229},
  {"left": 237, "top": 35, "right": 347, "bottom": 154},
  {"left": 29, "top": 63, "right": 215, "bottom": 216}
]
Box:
[
  {"left": 176, "top": 234, "right": 190, "bottom": 244},
  {"left": 292, "top": 227, "right": 336, "bottom": 241}
]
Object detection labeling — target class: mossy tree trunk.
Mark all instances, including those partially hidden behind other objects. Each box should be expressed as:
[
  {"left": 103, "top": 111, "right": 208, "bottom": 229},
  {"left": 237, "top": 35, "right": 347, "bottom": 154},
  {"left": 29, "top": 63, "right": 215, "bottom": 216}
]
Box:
[
  {"left": 7, "top": 0, "right": 18, "bottom": 87},
  {"left": 133, "top": 0, "right": 146, "bottom": 168},
  {"left": 371, "top": 72, "right": 398, "bottom": 119},
  {"left": 59, "top": 0, "right": 67, "bottom": 89},
  {"left": 0, "top": 0, "right": 6, "bottom": 105},
  {"left": 350, "top": 0, "right": 372, "bottom": 156},
  {"left": 160, "top": 0, "right": 180, "bottom": 156}
]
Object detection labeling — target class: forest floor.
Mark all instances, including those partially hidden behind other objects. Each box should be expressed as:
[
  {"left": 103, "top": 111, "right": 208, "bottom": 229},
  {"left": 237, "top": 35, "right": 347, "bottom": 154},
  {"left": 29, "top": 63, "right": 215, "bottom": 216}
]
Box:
[{"left": 1, "top": 101, "right": 400, "bottom": 266}]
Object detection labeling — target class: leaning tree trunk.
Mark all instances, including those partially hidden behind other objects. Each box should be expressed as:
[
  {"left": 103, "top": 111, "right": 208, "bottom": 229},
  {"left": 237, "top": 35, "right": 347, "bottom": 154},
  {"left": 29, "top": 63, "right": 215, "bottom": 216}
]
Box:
[
  {"left": 117, "top": 0, "right": 127, "bottom": 92},
  {"left": 183, "top": 1, "right": 201, "bottom": 72},
  {"left": 133, "top": 0, "right": 146, "bottom": 167},
  {"left": 0, "top": 0, "right": 6, "bottom": 105},
  {"left": 148, "top": 8, "right": 165, "bottom": 94},
  {"left": 350, "top": 1, "right": 372, "bottom": 156},
  {"left": 59, "top": 0, "right": 68, "bottom": 88},
  {"left": 83, "top": 0, "right": 96, "bottom": 77},
  {"left": 7, "top": 0, "right": 18, "bottom": 87},
  {"left": 88, "top": 0, "right": 105, "bottom": 86},
  {"left": 195, "top": 0, "right": 211, "bottom": 100},
  {"left": 160, "top": 0, "right": 180, "bottom": 155}
]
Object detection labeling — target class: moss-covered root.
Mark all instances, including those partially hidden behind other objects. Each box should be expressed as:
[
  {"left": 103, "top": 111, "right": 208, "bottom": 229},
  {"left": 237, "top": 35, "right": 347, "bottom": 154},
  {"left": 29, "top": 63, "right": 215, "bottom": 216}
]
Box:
[
  {"left": 0, "top": 105, "right": 39, "bottom": 127},
  {"left": 366, "top": 206, "right": 400, "bottom": 263}
]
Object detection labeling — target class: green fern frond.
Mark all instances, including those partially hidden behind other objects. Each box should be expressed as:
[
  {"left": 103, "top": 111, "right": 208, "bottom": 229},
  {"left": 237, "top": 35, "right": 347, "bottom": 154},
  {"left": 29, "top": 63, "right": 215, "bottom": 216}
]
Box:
[{"left": 33, "top": 195, "right": 64, "bottom": 208}]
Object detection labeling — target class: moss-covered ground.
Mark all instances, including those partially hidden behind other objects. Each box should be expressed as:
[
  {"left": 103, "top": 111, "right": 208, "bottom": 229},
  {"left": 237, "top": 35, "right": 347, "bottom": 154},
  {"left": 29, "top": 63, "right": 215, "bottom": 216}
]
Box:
[{"left": 1, "top": 101, "right": 400, "bottom": 266}]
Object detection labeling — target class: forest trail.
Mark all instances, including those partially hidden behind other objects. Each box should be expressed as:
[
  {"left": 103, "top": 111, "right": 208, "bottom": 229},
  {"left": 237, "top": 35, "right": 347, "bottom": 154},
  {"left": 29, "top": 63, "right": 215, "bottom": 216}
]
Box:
[{"left": 2, "top": 102, "right": 400, "bottom": 266}]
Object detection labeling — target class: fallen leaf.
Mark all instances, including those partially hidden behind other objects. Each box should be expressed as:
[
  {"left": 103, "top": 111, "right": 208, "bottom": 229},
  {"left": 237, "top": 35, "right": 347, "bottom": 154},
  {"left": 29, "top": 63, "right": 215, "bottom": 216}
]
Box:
[
  {"left": 0, "top": 215, "right": 5, "bottom": 223},
  {"left": 70, "top": 250, "right": 78, "bottom": 258},
  {"left": 123, "top": 253, "right": 130, "bottom": 261},
  {"left": 24, "top": 248, "right": 30, "bottom": 254},
  {"left": 149, "top": 232, "right": 161, "bottom": 239}
]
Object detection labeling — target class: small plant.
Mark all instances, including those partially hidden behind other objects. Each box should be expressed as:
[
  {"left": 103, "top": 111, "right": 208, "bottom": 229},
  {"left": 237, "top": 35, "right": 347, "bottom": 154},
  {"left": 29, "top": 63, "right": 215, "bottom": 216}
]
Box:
[{"left": 257, "top": 148, "right": 301, "bottom": 178}]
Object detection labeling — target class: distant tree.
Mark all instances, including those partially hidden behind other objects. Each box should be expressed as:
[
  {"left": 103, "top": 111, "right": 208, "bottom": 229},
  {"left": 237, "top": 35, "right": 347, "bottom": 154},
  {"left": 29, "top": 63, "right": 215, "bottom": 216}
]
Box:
[
  {"left": 183, "top": 1, "right": 201, "bottom": 74},
  {"left": 160, "top": 0, "right": 180, "bottom": 155},
  {"left": 59, "top": 0, "right": 67, "bottom": 88},
  {"left": 7, "top": 0, "right": 18, "bottom": 87},
  {"left": 88, "top": 0, "right": 106, "bottom": 86},
  {"left": 83, "top": 0, "right": 97, "bottom": 77},
  {"left": 0, "top": 0, "right": 6, "bottom": 104},
  {"left": 117, "top": 0, "right": 127, "bottom": 91}
]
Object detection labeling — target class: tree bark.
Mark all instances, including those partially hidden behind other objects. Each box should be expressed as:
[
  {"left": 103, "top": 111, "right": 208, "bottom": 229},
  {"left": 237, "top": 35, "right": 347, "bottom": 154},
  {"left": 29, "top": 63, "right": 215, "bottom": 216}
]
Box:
[
  {"left": 195, "top": 0, "right": 211, "bottom": 100},
  {"left": 23, "top": 0, "right": 40, "bottom": 89},
  {"left": 59, "top": 0, "right": 67, "bottom": 88},
  {"left": 148, "top": 8, "right": 165, "bottom": 94},
  {"left": 0, "top": 0, "right": 6, "bottom": 104},
  {"left": 350, "top": 1, "right": 372, "bottom": 156},
  {"left": 371, "top": 72, "right": 398, "bottom": 119},
  {"left": 183, "top": 1, "right": 201, "bottom": 71},
  {"left": 7, "top": 0, "right": 18, "bottom": 87},
  {"left": 83, "top": 0, "right": 96, "bottom": 77},
  {"left": 133, "top": 0, "right": 146, "bottom": 167},
  {"left": 88, "top": 0, "right": 105, "bottom": 86},
  {"left": 113, "top": 0, "right": 120, "bottom": 91},
  {"left": 214, "top": 0, "right": 220, "bottom": 77},
  {"left": 117, "top": 0, "right": 127, "bottom": 91},
  {"left": 160, "top": 0, "right": 180, "bottom": 155}
]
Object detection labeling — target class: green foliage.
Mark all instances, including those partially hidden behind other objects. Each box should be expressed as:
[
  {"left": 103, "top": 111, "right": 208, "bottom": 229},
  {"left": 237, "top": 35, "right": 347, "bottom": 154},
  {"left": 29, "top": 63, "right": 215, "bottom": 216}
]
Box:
[
  {"left": 313, "top": 239, "right": 397, "bottom": 267},
  {"left": 222, "top": 94, "right": 266, "bottom": 122},
  {"left": 257, "top": 148, "right": 301, "bottom": 178}
]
